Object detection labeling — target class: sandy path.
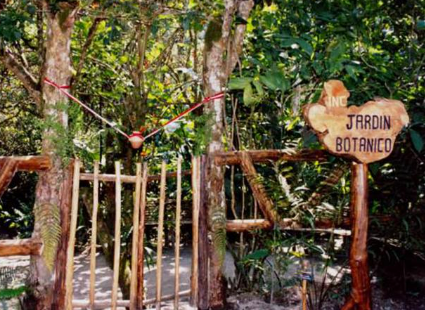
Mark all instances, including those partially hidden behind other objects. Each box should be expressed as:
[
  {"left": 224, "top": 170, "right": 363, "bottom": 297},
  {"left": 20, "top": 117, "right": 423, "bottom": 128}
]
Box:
[{"left": 73, "top": 248, "right": 195, "bottom": 309}]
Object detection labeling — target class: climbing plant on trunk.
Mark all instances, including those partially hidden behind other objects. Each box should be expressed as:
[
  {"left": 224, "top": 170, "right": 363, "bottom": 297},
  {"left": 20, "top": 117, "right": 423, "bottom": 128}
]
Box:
[
  {"left": 202, "top": 0, "right": 254, "bottom": 308},
  {"left": 0, "top": 1, "right": 79, "bottom": 309}
]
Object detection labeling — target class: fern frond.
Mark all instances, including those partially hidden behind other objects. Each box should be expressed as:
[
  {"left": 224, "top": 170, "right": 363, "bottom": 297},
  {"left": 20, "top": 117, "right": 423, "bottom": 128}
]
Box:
[{"left": 34, "top": 203, "right": 61, "bottom": 271}]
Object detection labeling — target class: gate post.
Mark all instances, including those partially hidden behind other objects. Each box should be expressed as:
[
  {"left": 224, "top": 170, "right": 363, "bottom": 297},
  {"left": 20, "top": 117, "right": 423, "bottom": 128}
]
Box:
[
  {"left": 342, "top": 162, "right": 372, "bottom": 310},
  {"left": 198, "top": 155, "right": 209, "bottom": 309}
]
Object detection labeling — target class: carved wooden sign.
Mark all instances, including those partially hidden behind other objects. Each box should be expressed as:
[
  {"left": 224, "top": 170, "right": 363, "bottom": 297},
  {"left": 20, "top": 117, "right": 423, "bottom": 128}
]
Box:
[{"left": 303, "top": 80, "right": 409, "bottom": 163}]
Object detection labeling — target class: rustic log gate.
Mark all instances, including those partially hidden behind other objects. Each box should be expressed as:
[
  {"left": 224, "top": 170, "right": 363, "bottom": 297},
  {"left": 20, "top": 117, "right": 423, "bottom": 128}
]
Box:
[
  {"left": 0, "top": 151, "right": 373, "bottom": 309},
  {"left": 65, "top": 157, "right": 203, "bottom": 310}
]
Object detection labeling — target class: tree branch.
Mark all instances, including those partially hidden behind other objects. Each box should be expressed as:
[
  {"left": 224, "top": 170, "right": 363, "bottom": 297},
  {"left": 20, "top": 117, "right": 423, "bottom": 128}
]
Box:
[
  {"left": 73, "top": 14, "right": 106, "bottom": 85},
  {"left": 226, "top": 0, "right": 254, "bottom": 75},
  {"left": 0, "top": 48, "right": 41, "bottom": 105}
]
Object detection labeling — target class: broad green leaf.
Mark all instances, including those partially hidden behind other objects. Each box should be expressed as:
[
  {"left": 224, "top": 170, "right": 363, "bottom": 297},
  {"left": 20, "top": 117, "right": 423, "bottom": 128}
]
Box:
[
  {"left": 244, "top": 249, "right": 269, "bottom": 260},
  {"left": 345, "top": 65, "right": 357, "bottom": 80},
  {"left": 296, "top": 38, "right": 313, "bottom": 55},
  {"left": 260, "top": 70, "right": 288, "bottom": 91},
  {"left": 228, "top": 77, "right": 252, "bottom": 90},
  {"left": 330, "top": 42, "right": 346, "bottom": 61},
  {"left": 410, "top": 129, "right": 424, "bottom": 152},
  {"left": 417, "top": 20, "right": 425, "bottom": 30},
  {"left": 243, "top": 84, "right": 256, "bottom": 106},
  {"left": 253, "top": 80, "right": 264, "bottom": 96}
]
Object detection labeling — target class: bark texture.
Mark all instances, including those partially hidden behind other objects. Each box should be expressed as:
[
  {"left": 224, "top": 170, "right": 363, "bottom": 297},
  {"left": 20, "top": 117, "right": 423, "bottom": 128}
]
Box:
[
  {"left": 343, "top": 163, "right": 372, "bottom": 310},
  {"left": 25, "top": 2, "right": 79, "bottom": 309},
  {"left": 0, "top": 158, "right": 18, "bottom": 198},
  {"left": 202, "top": 1, "right": 254, "bottom": 308}
]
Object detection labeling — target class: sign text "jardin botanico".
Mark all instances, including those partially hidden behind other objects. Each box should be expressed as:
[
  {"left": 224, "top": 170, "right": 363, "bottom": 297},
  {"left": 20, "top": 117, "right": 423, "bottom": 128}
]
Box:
[{"left": 303, "top": 80, "right": 409, "bottom": 163}]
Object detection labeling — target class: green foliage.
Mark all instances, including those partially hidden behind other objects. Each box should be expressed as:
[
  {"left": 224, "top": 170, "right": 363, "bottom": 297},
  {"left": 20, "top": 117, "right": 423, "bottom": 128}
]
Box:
[
  {"left": 205, "top": 18, "right": 223, "bottom": 51},
  {"left": 0, "top": 286, "right": 27, "bottom": 300},
  {"left": 34, "top": 203, "right": 61, "bottom": 271},
  {"left": 410, "top": 129, "right": 424, "bottom": 152},
  {"left": 0, "top": 0, "right": 35, "bottom": 43}
]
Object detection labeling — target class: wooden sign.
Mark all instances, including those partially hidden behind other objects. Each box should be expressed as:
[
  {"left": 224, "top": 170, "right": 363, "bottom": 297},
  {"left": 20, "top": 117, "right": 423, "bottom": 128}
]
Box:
[{"left": 303, "top": 80, "right": 409, "bottom": 163}]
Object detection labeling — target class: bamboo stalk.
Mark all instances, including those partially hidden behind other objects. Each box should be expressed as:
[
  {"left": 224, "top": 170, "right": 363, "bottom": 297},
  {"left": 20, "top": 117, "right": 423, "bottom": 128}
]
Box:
[
  {"left": 190, "top": 156, "right": 200, "bottom": 306},
  {"left": 111, "top": 161, "right": 122, "bottom": 310},
  {"left": 65, "top": 159, "right": 81, "bottom": 310},
  {"left": 89, "top": 161, "right": 100, "bottom": 309},
  {"left": 156, "top": 161, "right": 167, "bottom": 310},
  {"left": 136, "top": 163, "right": 149, "bottom": 309},
  {"left": 130, "top": 163, "right": 142, "bottom": 310},
  {"left": 174, "top": 156, "right": 182, "bottom": 309}
]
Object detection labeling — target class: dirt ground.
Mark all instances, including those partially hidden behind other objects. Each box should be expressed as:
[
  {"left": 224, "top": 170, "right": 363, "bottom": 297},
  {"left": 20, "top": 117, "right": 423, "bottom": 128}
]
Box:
[{"left": 2, "top": 248, "right": 425, "bottom": 310}]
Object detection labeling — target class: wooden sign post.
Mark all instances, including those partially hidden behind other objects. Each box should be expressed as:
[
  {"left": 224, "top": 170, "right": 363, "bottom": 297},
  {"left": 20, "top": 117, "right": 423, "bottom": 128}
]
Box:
[{"left": 303, "top": 80, "right": 409, "bottom": 310}]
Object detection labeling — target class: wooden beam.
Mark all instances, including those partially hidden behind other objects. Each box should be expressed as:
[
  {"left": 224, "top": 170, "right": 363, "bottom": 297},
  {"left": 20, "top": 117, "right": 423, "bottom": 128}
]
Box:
[
  {"left": 0, "top": 156, "right": 51, "bottom": 171},
  {"left": 239, "top": 152, "right": 277, "bottom": 224},
  {"left": 214, "top": 149, "right": 328, "bottom": 166},
  {"left": 226, "top": 219, "right": 272, "bottom": 232},
  {"left": 0, "top": 239, "right": 42, "bottom": 256},
  {"left": 79, "top": 170, "right": 191, "bottom": 184},
  {"left": 0, "top": 158, "right": 18, "bottom": 197}
]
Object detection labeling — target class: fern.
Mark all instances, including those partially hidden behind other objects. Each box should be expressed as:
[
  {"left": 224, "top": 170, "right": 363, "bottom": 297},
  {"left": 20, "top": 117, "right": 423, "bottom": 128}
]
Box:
[
  {"left": 34, "top": 203, "right": 61, "bottom": 271},
  {"left": 211, "top": 208, "right": 227, "bottom": 266}
]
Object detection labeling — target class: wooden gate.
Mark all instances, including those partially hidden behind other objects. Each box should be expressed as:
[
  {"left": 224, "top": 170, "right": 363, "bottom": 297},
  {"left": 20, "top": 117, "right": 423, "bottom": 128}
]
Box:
[{"left": 65, "top": 156, "right": 203, "bottom": 310}]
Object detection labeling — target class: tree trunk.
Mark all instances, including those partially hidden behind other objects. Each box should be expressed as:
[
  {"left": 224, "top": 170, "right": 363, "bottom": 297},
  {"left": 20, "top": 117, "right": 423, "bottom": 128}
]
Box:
[
  {"left": 202, "top": 1, "right": 254, "bottom": 308},
  {"left": 25, "top": 2, "right": 78, "bottom": 309}
]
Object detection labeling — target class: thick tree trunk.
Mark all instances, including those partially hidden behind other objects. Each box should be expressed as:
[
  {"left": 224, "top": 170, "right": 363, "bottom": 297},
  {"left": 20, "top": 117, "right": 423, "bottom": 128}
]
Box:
[{"left": 25, "top": 2, "right": 78, "bottom": 309}]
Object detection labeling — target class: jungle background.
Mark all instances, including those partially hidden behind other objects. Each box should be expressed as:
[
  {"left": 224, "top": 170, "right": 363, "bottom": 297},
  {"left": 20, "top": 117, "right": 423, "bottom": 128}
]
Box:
[{"left": 0, "top": 0, "right": 424, "bottom": 309}]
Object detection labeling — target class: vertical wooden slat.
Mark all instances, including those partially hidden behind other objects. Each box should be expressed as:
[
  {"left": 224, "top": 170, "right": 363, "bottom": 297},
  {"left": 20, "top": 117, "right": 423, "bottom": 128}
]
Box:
[
  {"left": 198, "top": 155, "right": 209, "bottom": 309},
  {"left": 156, "top": 161, "right": 167, "bottom": 310},
  {"left": 65, "top": 159, "right": 81, "bottom": 310},
  {"left": 130, "top": 163, "right": 142, "bottom": 310},
  {"left": 174, "top": 156, "right": 182, "bottom": 309},
  {"left": 136, "top": 164, "right": 149, "bottom": 309},
  {"left": 89, "top": 161, "right": 100, "bottom": 309},
  {"left": 190, "top": 156, "right": 200, "bottom": 306},
  {"left": 111, "top": 161, "right": 122, "bottom": 310}
]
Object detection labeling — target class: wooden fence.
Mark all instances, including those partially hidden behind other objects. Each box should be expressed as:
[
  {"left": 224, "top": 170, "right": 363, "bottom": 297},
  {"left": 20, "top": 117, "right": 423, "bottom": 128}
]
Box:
[{"left": 66, "top": 157, "right": 202, "bottom": 310}]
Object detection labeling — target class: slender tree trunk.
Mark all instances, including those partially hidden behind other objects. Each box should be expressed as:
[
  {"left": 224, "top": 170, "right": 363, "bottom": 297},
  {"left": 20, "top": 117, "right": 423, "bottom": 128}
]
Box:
[
  {"left": 202, "top": 1, "right": 254, "bottom": 308},
  {"left": 25, "top": 2, "right": 78, "bottom": 309}
]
